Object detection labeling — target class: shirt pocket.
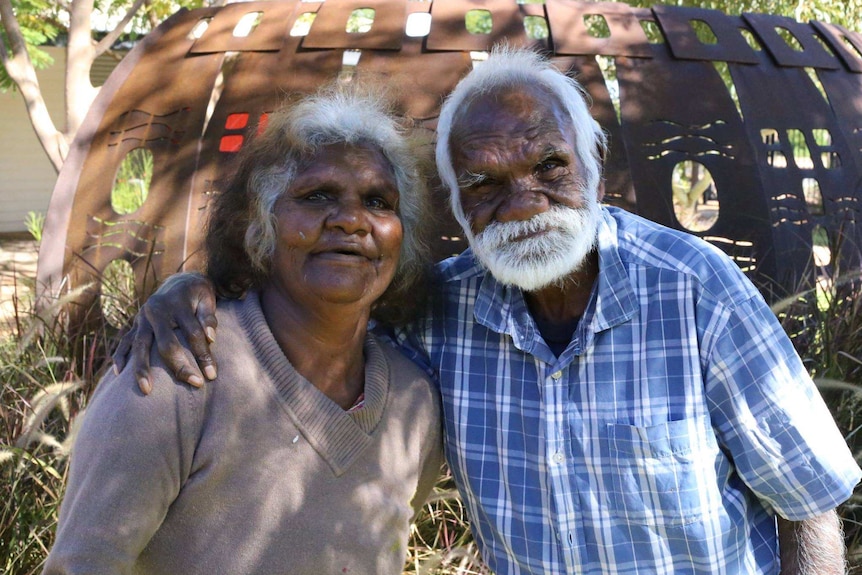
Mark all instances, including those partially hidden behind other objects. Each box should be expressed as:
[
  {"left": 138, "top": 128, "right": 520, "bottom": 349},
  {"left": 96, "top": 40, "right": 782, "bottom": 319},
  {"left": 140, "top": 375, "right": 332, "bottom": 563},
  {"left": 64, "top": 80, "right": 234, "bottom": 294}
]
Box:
[{"left": 604, "top": 416, "right": 722, "bottom": 527}]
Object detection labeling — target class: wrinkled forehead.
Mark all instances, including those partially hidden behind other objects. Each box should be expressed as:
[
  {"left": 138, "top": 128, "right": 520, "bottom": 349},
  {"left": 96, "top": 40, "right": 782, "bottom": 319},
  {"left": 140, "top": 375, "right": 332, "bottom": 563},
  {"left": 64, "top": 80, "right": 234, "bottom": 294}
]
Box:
[
  {"left": 449, "top": 84, "right": 574, "bottom": 153},
  {"left": 449, "top": 84, "right": 576, "bottom": 166}
]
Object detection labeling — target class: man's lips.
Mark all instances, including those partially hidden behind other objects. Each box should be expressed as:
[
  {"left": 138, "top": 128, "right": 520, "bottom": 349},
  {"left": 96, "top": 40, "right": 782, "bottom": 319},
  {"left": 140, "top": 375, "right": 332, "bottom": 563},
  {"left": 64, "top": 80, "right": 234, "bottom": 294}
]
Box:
[{"left": 508, "top": 228, "right": 550, "bottom": 243}]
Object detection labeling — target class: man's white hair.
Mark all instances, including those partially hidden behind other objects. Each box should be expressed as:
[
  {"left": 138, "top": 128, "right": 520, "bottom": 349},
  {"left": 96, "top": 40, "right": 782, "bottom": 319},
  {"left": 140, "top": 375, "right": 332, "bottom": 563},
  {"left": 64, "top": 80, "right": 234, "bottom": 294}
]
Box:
[{"left": 435, "top": 45, "right": 608, "bottom": 237}]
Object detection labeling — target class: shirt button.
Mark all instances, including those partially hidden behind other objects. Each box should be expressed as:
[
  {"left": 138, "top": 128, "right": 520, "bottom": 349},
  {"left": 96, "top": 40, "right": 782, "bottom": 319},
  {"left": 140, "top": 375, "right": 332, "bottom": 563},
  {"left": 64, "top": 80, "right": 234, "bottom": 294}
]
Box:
[
  {"left": 553, "top": 452, "right": 565, "bottom": 463},
  {"left": 551, "top": 371, "right": 562, "bottom": 380}
]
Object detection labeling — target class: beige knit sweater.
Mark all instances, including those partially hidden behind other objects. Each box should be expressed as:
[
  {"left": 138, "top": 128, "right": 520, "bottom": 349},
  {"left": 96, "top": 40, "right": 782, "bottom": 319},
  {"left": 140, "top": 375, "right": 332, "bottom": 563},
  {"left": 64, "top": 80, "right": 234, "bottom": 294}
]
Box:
[{"left": 44, "top": 292, "right": 444, "bottom": 575}]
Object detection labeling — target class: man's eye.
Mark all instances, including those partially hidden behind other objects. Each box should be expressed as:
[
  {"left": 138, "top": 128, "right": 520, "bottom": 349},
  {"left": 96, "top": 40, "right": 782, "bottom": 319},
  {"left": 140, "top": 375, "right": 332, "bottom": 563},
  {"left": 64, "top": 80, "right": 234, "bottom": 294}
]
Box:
[
  {"left": 458, "top": 171, "right": 493, "bottom": 191},
  {"left": 539, "top": 161, "right": 561, "bottom": 173},
  {"left": 465, "top": 179, "right": 496, "bottom": 192},
  {"left": 460, "top": 189, "right": 496, "bottom": 211}
]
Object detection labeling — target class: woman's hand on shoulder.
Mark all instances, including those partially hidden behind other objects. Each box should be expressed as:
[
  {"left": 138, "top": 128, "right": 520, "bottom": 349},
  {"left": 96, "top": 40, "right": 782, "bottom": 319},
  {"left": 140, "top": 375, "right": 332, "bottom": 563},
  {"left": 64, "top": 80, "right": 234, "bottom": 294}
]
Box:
[{"left": 112, "top": 272, "right": 219, "bottom": 394}]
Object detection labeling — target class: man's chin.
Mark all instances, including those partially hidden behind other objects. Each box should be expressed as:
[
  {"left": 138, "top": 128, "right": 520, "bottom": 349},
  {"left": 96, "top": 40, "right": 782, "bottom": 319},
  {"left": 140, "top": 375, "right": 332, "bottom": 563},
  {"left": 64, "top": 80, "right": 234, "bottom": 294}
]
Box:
[
  {"left": 469, "top": 203, "right": 601, "bottom": 291},
  {"left": 479, "top": 249, "right": 590, "bottom": 292}
]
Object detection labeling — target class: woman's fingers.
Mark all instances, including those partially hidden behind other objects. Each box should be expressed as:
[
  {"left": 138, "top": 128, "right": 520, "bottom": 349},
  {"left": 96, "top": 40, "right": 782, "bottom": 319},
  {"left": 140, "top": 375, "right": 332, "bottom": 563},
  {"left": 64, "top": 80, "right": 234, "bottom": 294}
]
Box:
[
  {"left": 114, "top": 272, "right": 221, "bottom": 390},
  {"left": 131, "top": 321, "right": 155, "bottom": 394},
  {"left": 176, "top": 310, "right": 217, "bottom": 381}
]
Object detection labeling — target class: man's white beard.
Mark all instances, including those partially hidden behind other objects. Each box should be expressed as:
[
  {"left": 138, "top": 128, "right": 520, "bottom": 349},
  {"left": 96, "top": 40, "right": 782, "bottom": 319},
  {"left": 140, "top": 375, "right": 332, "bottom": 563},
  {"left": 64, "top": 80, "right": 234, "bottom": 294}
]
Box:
[{"left": 470, "top": 197, "right": 601, "bottom": 292}]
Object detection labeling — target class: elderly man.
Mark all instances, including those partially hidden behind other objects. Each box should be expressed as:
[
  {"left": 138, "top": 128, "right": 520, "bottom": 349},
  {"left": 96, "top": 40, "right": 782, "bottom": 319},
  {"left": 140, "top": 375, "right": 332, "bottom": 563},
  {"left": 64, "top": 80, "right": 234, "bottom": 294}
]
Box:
[{"left": 118, "top": 48, "right": 860, "bottom": 574}]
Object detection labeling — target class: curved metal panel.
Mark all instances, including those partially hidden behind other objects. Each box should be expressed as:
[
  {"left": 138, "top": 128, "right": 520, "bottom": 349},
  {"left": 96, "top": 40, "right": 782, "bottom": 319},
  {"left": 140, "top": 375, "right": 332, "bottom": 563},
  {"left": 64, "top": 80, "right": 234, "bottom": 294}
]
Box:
[{"left": 37, "top": 0, "right": 862, "bottom": 327}]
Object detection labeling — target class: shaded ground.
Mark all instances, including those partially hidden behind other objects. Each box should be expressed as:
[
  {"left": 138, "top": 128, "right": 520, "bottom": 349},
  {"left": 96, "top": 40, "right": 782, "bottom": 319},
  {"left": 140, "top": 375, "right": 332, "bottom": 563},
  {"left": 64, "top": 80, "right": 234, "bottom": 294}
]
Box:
[{"left": 0, "top": 233, "right": 39, "bottom": 332}]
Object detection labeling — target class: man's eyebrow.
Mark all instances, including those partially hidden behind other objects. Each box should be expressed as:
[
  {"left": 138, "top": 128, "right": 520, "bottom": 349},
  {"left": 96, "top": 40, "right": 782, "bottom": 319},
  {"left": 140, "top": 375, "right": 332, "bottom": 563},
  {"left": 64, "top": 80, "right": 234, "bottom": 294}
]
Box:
[
  {"left": 457, "top": 170, "right": 488, "bottom": 189},
  {"left": 538, "top": 145, "right": 571, "bottom": 162}
]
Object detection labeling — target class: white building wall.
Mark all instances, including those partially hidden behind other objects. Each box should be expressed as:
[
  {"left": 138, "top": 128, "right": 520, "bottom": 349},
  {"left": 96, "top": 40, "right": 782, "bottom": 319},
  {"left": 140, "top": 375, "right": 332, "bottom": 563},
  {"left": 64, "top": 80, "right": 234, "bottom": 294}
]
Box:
[
  {"left": 0, "top": 46, "right": 66, "bottom": 234},
  {"left": 0, "top": 47, "right": 119, "bottom": 234}
]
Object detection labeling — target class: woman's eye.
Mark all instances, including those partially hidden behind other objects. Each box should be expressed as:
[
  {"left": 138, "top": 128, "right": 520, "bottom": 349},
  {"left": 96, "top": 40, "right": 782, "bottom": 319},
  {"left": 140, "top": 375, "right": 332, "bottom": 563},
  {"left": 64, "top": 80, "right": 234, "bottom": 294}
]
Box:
[
  {"left": 305, "top": 191, "right": 329, "bottom": 201},
  {"left": 366, "top": 196, "right": 393, "bottom": 210}
]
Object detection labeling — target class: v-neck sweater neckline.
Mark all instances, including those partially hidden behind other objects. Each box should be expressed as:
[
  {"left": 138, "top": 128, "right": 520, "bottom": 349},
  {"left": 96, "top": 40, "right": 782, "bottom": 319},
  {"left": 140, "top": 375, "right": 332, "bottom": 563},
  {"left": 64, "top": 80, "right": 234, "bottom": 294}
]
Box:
[{"left": 236, "top": 292, "right": 390, "bottom": 476}]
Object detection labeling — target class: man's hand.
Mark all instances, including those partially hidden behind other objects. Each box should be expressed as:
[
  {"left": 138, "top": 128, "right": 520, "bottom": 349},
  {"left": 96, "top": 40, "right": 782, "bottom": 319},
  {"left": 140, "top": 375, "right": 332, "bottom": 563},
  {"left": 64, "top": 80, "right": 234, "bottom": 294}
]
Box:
[
  {"left": 112, "top": 272, "right": 218, "bottom": 394},
  {"left": 778, "top": 510, "right": 846, "bottom": 575}
]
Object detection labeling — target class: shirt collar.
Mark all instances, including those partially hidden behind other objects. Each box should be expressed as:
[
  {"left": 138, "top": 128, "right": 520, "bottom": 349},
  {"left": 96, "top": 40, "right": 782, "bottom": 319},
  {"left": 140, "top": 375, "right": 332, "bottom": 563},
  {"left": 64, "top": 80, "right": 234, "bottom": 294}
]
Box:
[
  {"left": 592, "top": 207, "right": 639, "bottom": 332},
  {"left": 472, "top": 207, "right": 639, "bottom": 356}
]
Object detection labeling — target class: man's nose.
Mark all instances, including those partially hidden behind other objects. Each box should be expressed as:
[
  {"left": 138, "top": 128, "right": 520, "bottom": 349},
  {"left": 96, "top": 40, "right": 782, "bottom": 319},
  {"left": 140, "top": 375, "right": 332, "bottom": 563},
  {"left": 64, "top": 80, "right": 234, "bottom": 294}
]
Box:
[{"left": 495, "top": 183, "right": 550, "bottom": 223}]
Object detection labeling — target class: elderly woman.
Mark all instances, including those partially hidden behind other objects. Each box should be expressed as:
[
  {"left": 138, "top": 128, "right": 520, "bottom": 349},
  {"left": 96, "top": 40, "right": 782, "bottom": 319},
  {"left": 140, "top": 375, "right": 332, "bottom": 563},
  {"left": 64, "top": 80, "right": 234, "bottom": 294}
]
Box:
[{"left": 43, "top": 84, "right": 443, "bottom": 575}]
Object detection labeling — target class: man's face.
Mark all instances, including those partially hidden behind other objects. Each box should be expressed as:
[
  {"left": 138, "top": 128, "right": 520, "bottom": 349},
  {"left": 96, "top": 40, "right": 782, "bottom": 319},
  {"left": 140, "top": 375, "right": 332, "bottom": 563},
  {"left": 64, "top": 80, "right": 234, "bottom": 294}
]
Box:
[{"left": 449, "top": 85, "right": 601, "bottom": 291}]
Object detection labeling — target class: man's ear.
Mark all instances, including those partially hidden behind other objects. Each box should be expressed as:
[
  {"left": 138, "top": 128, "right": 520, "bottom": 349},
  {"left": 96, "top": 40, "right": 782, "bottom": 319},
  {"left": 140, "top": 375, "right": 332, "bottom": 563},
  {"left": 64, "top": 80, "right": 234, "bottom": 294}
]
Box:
[{"left": 597, "top": 177, "right": 606, "bottom": 202}]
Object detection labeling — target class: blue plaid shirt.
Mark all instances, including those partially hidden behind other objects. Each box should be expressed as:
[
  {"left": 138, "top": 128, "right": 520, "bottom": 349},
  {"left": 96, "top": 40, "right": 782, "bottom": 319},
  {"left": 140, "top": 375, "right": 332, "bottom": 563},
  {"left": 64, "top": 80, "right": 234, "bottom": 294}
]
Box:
[{"left": 395, "top": 206, "right": 861, "bottom": 574}]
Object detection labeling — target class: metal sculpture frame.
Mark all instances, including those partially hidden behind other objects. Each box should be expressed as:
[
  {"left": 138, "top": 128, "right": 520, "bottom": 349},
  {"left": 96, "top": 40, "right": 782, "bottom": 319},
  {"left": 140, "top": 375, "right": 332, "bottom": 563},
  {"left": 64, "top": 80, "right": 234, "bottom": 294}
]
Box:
[{"left": 37, "top": 0, "right": 862, "bottom": 327}]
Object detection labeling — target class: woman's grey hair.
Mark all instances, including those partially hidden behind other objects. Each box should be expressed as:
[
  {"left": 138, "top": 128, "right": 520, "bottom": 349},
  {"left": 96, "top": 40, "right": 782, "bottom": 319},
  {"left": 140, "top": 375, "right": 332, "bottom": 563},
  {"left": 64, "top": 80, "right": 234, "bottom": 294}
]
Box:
[
  {"left": 205, "top": 81, "right": 432, "bottom": 325},
  {"left": 435, "top": 46, "right": 608, "bottom": 234}
]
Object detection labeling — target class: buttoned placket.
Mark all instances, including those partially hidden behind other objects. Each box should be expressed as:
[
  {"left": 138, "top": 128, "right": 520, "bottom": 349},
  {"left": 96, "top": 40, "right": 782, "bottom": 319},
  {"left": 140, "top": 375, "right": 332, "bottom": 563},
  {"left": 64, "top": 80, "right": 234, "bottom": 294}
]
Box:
[{"left": 541, "top": 360, "right": 583, "bottom": 572}]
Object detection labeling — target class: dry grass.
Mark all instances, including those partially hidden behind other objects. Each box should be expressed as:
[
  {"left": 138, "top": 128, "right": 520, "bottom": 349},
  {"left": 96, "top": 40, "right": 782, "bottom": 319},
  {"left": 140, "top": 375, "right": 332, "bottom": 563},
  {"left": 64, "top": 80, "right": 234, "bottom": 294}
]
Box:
[
  {"left": 3, "top": 236, "right": 862, "bottom": 573},
  {"left": 0, "top": 237, "right": 484, "bottom": 574},
  {"left": 0, "top": 288, "right": 94, "bottom": 574}
]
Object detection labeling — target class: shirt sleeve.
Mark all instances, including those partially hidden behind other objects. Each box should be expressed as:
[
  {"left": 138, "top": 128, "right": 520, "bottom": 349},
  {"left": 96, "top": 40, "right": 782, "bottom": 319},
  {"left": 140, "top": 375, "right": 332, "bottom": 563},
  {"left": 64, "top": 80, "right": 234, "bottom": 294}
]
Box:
[
  {"left": 43, "top": 360, "right": 202, "bottom": 575},
  {"left": 704, "top": 293, "right": 861, "bottom": 521}
]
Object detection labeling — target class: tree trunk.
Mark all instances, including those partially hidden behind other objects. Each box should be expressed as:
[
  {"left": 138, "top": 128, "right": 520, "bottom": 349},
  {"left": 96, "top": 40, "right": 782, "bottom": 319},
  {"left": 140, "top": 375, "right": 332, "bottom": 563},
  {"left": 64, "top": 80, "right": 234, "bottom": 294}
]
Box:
[{"left": 66, "top": 0, "right": 99, "bottom": 151}]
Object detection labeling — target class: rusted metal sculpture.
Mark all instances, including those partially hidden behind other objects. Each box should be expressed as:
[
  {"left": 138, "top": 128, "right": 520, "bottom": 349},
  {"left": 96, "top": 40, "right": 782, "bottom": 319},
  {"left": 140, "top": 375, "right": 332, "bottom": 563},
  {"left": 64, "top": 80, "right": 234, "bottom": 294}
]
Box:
[{"left": 37, "top": 0, "right": 862, "bottom": 327}]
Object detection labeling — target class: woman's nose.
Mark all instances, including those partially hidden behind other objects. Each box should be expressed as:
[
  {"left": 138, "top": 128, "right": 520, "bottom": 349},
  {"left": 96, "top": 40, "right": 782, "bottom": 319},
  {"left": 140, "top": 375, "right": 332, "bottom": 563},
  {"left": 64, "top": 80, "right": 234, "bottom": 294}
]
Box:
[{"left": 327, "top": 198, "right": 371, "bottom": 235}]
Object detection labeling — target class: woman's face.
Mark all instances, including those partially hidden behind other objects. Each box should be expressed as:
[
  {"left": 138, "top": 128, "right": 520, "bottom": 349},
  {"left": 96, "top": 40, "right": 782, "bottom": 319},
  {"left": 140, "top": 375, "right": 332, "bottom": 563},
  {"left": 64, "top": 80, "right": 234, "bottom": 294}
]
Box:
[{"left": 266, "top": 142, "right": 403, "bottom": 311}]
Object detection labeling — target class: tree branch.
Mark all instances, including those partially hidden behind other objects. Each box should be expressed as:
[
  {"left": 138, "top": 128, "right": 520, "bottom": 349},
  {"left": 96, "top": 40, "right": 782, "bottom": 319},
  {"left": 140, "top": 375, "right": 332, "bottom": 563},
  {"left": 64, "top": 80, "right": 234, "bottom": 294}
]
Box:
[
  {"left": 143, "top": 0, "right": 159, "bottom": 29},
  {"left": 94, "top": 0, "right": 147, "bottom": 57},
  {"left": 0, "top": 0, "right": 30, "bottom": 59}
]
